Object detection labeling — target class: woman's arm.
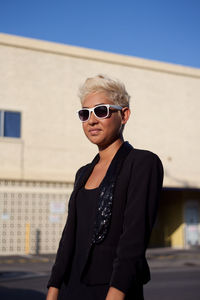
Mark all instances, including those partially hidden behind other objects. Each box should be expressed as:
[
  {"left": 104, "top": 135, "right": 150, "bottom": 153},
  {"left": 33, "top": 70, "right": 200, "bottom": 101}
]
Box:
[
  {"left": 46, "top": 287, "right": 59, "bottom": 300},
  {"left": 109, "top": 151, "right": 164, "bottom": 294},
  {"left": 46, "top": 166, "right": 86, "bottom": 289}
]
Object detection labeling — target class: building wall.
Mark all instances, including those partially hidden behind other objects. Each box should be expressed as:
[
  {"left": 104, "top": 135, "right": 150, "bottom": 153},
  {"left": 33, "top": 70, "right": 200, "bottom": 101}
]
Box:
[
  {"left": 0, "top": 33, "right": 200, "bottom": 188},
  {"left": 0, "top": 33, "right": 200, "bottom": 254},
  {"left": 0, "top": 179, "right": 73, "bottom": 255}
]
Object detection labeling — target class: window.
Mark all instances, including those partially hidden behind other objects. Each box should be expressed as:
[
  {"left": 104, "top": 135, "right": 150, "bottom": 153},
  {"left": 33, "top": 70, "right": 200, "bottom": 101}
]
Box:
[{"left": 0, "top": 110, "right": 21, "bottom": 138}]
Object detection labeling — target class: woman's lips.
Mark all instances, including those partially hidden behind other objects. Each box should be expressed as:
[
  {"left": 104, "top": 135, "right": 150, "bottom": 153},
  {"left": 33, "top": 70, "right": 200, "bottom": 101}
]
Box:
[{"left": 89, "top": 129, "right": 101, "bottom": 135}]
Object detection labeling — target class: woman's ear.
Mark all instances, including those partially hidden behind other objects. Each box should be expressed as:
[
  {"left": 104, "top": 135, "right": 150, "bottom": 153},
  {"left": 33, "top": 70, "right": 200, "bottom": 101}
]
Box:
[{"left": 121, "top": 107, "right": 131, "bottom": 125}]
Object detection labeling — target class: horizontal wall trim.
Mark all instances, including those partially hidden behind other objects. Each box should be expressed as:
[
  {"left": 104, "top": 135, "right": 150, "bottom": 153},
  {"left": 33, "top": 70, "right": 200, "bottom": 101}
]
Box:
[{"left": 0, "top": 33, "right": 200, "bottom": 79}]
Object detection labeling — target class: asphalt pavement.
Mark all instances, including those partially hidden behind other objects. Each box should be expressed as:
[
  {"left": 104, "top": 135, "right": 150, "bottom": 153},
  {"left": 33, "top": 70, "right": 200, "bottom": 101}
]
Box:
[
  {"left": 0, "top": 248, "right": 200, "bottom": 300},
  {"left": 146, "top": 246, "right": 200, "bottom": 270},
  {"left": 0, "top": 247, "right": 200, "bottom": 282}
]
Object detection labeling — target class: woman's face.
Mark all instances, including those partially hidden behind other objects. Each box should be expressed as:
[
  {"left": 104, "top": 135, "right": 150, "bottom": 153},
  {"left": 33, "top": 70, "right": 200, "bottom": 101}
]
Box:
[{"left": 81, "top": 92, "right": 126, "bottom": 148}]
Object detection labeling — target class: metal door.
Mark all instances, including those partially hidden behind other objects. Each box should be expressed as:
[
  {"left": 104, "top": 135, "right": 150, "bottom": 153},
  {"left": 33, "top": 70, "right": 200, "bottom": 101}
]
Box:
[{"left": 184, "top": 201, "right": 200, "bottom": 246}]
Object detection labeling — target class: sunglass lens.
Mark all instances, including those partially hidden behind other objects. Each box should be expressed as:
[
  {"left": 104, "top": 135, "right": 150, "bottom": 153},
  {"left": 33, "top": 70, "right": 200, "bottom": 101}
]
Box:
[
  {"left": 94, "top": 106, "right": 108, "bottom": 118},
  {"left": 78, "top": 109, "right": 89, "bottom": 121}
]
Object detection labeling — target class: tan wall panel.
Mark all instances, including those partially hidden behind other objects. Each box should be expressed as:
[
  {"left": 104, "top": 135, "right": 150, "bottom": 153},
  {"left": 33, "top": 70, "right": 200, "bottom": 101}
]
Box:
[
  {"left": 0, "top": 138, "right": 23, "bottom": 178},
  {"left": 0, "top": 34, "right": 200, "bottom": 187}
]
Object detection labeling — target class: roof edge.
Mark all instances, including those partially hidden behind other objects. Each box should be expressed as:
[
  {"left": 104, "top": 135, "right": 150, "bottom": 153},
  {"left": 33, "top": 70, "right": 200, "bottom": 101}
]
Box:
[{"left": 0, "top": 33, "right": 200, "bottom": 78}]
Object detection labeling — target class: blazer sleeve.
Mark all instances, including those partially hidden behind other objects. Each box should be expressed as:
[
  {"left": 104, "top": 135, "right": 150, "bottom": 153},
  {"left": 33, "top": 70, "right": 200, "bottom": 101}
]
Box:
[
  {"left": 46, "top": 166, "right": 84, "bottom": 289},
  {"left": 109, "top": 151, "right": 164, "bottom": 294}
]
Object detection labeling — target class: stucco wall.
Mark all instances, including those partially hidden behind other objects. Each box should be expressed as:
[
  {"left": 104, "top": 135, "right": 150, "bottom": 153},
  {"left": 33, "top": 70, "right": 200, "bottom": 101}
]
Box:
[{"left": 0, "top": 33, "right": 200, "bottom": 188}]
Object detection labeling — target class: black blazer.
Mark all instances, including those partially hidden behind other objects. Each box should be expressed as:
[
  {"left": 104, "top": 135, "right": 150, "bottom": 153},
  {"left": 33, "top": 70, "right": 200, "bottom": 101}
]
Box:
[{"left": 47, "top": 143, "right": 164, "bottom": 294}]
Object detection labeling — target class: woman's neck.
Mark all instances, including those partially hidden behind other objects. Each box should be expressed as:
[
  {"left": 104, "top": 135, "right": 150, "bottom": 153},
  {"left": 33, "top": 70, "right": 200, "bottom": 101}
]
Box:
[{"left": 98, "top": 138, "right": 124, "bottom": 164}]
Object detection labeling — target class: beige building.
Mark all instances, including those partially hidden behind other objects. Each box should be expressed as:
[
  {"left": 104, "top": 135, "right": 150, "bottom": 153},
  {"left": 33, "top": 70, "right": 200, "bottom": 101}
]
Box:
[{"left": 0, "top": 33, "right": 200, "bottom": 255}]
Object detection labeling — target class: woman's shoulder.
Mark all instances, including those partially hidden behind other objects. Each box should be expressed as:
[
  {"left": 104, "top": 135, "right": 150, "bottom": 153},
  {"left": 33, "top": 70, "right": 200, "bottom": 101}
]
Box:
[
  {"left": 127, "top": 145, "right": 163, "bottom": 169},
  {"left": 74, "top": 163, "right": 90, "bottom": 182},
  {"left": 126, "top": 145, "right": 164, "bottom": 180},
  {"left": 129, "top": 145, "right": 161, "bottom": 160}
]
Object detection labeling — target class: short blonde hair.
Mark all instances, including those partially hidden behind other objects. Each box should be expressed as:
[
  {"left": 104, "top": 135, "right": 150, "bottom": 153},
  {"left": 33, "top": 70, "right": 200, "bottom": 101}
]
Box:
[{"left": 79, "top": 74, "right": 130, "bottom": 108}]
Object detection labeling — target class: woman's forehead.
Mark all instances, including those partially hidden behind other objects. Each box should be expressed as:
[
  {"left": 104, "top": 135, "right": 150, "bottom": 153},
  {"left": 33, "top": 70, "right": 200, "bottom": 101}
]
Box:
[{"left": 82, "top": 92, "right": 114, "bottom": 108}]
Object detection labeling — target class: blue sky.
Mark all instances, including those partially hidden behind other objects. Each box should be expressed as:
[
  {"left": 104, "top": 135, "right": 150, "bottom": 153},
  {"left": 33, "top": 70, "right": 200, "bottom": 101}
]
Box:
[{"left": 0, "top": 0, "right": 200, "bottom": 68}]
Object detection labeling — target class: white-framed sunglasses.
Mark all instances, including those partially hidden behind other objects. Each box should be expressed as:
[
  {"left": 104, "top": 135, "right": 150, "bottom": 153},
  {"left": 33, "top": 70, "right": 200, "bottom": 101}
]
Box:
[{"left": 77, "top": 104, "right": 123, "bottom": 122}]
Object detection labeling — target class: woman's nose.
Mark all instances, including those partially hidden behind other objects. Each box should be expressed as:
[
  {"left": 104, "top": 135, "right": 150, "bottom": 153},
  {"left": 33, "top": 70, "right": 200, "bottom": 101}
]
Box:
[{"left": 88, "top": 111, "right": 98, "bottom": 124}]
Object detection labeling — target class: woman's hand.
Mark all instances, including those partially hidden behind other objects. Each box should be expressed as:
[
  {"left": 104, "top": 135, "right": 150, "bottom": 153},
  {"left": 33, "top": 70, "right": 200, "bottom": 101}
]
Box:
[
  {"left": 105, "top": 286, "right": 125, "bottom": 300},
  {"left": 46, "top": 287, "right": 59, "bottom": 300}
]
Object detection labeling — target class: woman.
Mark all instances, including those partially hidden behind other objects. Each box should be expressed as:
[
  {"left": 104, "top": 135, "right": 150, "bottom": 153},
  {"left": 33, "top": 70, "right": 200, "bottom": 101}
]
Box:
[{"left": 46, "top": 74, "right": 164, "bottom": 300}]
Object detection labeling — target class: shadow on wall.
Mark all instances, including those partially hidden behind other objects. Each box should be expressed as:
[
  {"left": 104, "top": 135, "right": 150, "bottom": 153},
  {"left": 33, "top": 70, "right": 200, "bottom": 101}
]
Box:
[
  {"left": 149, "top": 189, "right": 184, "bottom": 248},
  {"left": 0, "top": 286, "right": 45, "bottom": 300}
]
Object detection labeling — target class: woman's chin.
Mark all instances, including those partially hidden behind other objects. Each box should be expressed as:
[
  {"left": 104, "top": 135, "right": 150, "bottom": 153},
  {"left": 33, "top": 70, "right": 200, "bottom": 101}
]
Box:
[
  {"left": 86, "top": 135, "right": 105, "bottom": 146},
  {"left": 88, "top": 137, "right": 102, "bottom": 145},
  {"left": 86, "top": 134, "right": 122, "bottom": 149}
]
